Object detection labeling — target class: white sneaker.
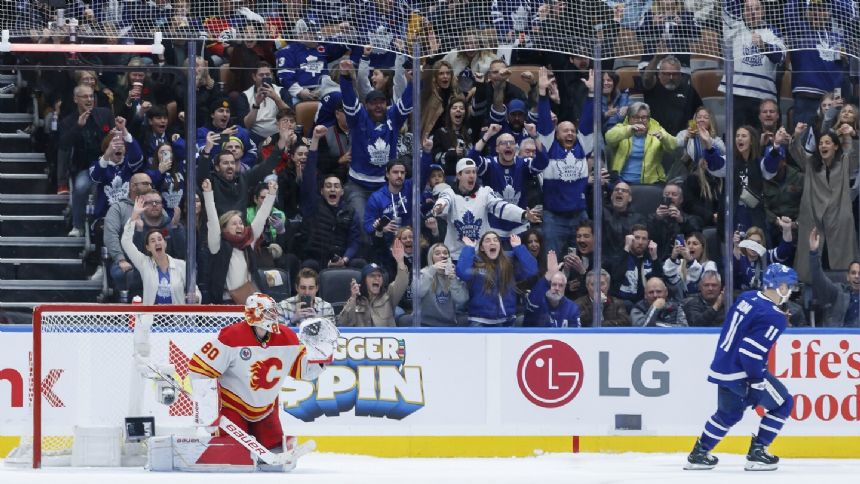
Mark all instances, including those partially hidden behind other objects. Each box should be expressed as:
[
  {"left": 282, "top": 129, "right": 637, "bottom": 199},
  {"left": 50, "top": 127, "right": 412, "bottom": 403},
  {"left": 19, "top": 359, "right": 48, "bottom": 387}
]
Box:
[
  {"left": 67, "top": 228, "right": 82, "bottom": 237},
  {"left": 89, "top": 266, "right": 104, "bottom": 281}
]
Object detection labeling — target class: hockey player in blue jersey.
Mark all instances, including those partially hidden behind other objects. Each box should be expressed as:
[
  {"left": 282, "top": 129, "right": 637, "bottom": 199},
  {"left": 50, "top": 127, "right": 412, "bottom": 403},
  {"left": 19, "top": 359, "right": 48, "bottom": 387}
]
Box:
[{"left": 685, "top": 263, "right": 797, "bottom": 471}]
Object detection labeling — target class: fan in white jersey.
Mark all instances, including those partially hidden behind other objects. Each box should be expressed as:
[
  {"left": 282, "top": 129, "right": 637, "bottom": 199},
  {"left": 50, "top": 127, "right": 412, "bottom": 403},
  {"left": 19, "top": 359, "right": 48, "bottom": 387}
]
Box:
[{"left": 188, "top": 293, "right": 337, "bottom": 454}]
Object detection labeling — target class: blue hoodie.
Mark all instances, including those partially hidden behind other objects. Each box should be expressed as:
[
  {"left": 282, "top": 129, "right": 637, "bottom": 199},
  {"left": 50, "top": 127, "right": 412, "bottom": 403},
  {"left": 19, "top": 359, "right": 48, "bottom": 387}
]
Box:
[
  {"left": 363, "top": 151, "right": 433, "bottom": 240},
  {"left": 456, "top": 244, "right": 537, "bottom": 325}
]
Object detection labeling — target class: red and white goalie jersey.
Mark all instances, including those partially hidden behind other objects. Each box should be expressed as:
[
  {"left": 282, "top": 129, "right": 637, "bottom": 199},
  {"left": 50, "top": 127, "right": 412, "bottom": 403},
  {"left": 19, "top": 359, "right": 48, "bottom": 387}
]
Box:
[{"left": 188, "top": 322, "right": 319, "bottom": 422}]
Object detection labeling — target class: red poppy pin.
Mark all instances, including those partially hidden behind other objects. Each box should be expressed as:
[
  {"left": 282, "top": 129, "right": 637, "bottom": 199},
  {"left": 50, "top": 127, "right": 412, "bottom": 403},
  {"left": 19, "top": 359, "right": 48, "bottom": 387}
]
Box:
[
  {"left": 102, "top": 124, "right": 111, "bottom": 133},
  {"left": 470, "top": 193, "right": 476, "bottom": 199},
  {"left": 143, "top": 87, "right": 150, "bottom": 96}
]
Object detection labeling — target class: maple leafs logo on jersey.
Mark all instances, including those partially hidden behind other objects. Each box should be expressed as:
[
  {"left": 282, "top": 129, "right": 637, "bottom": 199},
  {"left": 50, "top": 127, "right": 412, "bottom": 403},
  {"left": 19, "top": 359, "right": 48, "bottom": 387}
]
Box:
[
  {"left": 104, "top": 176, "right": 129, "bottom": 207},
  {"left": 249, "top": 357, "right": 283, "bottom": 391},
  {"left": 498, "top": 184, "right": 520, "bottom": 205},
  {"left": 162, "top": 188, "right": 183, "bottom": 209},
  {"left": 455, "top": 210, "right": 483, "bottom": 241},
  {"left": 368, "top": 137, "right": 390, "bottom": 166}
]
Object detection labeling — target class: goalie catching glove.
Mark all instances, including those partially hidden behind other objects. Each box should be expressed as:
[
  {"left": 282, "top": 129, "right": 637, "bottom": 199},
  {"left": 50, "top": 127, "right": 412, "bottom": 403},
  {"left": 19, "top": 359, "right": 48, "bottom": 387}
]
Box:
[{"left": 298, "top": 317, "right": 339, "bottom": 364}]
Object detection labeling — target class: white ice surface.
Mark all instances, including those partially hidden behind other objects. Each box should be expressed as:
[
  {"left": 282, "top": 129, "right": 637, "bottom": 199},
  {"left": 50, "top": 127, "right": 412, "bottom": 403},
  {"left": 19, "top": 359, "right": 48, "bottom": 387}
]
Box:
[{"left": 3, "top": 452, "right": 860, "bottom": 484}]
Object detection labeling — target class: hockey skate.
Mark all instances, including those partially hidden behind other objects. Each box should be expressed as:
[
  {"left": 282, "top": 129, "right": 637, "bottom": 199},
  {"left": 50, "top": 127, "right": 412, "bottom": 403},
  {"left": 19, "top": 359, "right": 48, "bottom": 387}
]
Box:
[
  {"left": 683, "top": 439, "right": 718, "bottom": 470},
  {"left": 745, "top": 436, "right": 779, "bottom": 471}
]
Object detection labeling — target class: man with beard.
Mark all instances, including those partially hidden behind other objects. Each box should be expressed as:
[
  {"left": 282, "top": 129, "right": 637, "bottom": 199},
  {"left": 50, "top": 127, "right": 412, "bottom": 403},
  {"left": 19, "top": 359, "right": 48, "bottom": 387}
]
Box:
[
  {"left": 195, "top": 97, "right": 257, "bottom": 169},
  {"left": 470, "top": 59, "right": 527, "bottom": 137},
  {"left": 642, "top": 55, "right": 702, "bottom": 136},
  {"left": 524, "top": 250, "right": 581, "bottom": 328},
  {"left": 683, "top": 270, "right": 726, "bottom": 327},
  {"left": 104, "top": 172, "right": 155, "bottom": 298},
  {"left": 648, "top": 182, "right": 703, "bottom": 260},
  {"left": 809, "top": 228, "right": 860, "bottom": 327},
  {"left": 470, "top": 125, "right": 547, "bottom": 243},
  {"left": 130, "top": 190, "right": 187, "bottom": 260},
  {"left": 631, "top": 275, "right": 688, "bottom": 327},
  {"left": 602, "top": 182, "right": 647, "bottom": 259},
  {"left": 562, "top": 220, "right": 595, "bottom": 301},
  {"left": 607, "top": 224, "right": 663, "bottom": 309},
  {"left": 485, "top": 99, "right": 534, "bottom": 154}
]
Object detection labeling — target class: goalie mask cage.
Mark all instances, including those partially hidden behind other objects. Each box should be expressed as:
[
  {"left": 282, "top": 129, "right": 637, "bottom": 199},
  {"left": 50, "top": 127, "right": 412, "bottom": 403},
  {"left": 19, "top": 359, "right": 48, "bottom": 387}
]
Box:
[{"left": 12, "top": 304, "right": 245, "bottom": 469}]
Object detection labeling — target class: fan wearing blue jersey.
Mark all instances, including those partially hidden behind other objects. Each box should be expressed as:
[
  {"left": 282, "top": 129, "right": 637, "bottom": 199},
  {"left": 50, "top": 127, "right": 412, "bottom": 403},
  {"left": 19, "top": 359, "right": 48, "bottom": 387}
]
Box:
[{"left": 685, "top": 263, "right": 797, "bottom": 472}]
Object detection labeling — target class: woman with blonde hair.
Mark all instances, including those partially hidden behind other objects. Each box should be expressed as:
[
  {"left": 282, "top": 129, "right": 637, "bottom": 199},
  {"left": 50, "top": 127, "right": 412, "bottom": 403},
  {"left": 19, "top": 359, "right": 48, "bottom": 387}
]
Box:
[
  {"left": 420, "top": 60, "right": 463, "bottom": 139},
  {"left": 663, "top": 231, "right": 718, "bottom": 298},
  {"left": 681, "top": 107, "right": 724, "bottom": 226},
  {"left": 414, "top": 242, "right": 469, "bottom": 327}
]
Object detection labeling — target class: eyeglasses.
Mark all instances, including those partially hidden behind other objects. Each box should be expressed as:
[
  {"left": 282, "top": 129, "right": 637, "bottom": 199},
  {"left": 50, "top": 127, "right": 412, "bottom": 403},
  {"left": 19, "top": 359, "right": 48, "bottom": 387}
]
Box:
[
  {"left": 133, "top": 181, "right": 152, "bottom": 186},
  {"left": 143, "top": 200, "right": 162, "bottom": 206},
  {"left": 613, "top": 187, "right": 631, "bottom": 193},
  {"left": 75, "top": 94, "right": 94, "bottom": 99},
  {"left": 497, "top": 140, "right": 516, "bottom": 146}
]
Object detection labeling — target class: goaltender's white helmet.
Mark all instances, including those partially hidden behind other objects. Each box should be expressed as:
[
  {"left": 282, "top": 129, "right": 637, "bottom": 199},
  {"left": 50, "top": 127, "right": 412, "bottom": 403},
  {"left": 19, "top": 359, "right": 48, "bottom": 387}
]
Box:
[{"left": 244, "top": 293, "right": 282, "bottom": 334}]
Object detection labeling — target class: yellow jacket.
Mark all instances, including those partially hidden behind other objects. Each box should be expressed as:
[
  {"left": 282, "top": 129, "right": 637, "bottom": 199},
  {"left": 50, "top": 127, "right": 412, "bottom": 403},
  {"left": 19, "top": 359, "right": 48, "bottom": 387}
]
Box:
[{"left": 605, "top": 118, "right": 676, "bottom": 184}]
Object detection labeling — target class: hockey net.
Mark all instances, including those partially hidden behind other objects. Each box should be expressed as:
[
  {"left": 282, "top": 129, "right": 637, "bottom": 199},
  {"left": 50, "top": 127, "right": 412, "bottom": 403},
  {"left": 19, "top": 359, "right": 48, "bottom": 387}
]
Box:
[
  {"left": 0, "top": 1, "right": 855, "bottom": 62},
  {"left": 8, "top": 304, "right": 244, "bottom": 468}
]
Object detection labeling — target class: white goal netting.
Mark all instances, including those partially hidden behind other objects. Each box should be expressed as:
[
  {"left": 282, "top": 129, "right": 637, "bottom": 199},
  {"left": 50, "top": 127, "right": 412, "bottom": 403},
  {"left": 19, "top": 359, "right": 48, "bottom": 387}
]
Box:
[
  {"left": 9, "top": 305, "right": 243, "bottom": 468},
  {"left": 0, "top": 1, "right": 856, "bottom": 61}
]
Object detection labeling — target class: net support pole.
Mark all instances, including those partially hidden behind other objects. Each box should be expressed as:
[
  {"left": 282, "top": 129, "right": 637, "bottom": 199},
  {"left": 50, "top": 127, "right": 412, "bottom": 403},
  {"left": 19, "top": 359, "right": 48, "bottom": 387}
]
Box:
[
  {"left": 410, "top": 41, "right": 422, "bottom": 327},
  {"left": 591, "top": 44, "right": 603, "bottom": 329},
  {"left": 185, "top": 40, "right": 198, "bottom": 304},
  {"left": 722, "top": 42, "right": 736, "bottom": 304}
]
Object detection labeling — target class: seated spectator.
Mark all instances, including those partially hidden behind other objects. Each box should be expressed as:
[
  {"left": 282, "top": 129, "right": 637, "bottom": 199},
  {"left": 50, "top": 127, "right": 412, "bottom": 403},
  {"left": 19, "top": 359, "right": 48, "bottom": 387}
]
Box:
[
  {"left": 732, "top": 221, "right": 796, "bottom": 291},
  {"left": 586, "top": 70, "right": 631, "bottom": 134},
  {"left": 574, "top": 269, "right": 631, "bottom": 327},
  {"left": 787, "top": 125, "right": 858, "bottom": 281},
  {"left": 432, "top": 158, "right": 537, "bottom": 260},
  {"left": 606, "top": 101, "right": 677, "bottom": 185},
  {"left": 631, "top": 276, "right": 688, "bottom": 327},
  {"left": 357, "top": 44, "right": 408, "bottom": 102},
  {"left": 642, "top": 55, "right": 702, "bottom": 136},
  {"left": 258, "top": 108, "right": 300, "bottom": 172},
  {"left": 673, "top": 106, "right": 725, "bottom": 182},
  {"left": 456, "top": 232, "right": 538, "bottom": 327},
  {"left": 235, "top": 62, "right": 291, "bottom": 146},
  {"left": 202, "top": 178, "right": 278, "bottom": 304},
  {"left": 663, "top": 231, "right": 719, "bottom": 298},
  {"left": 413, "top": 243, "right": 469, "bottom": 327},
  {"left": 300, "top": 126, "right": 362, "bottom": 273},
  {"left": 602, "top": 181, "right": 648, "bottom": 259},
  {"left": 174, "top": 57, "right": 221, "bottom": 131},
  {"left": 375, "top": 226, "right": 425, "bottom": 322},
  {"left": 105, "top": 172, "right": 154, "bottom": 299},
  {"left": 121, "top": 197, "right": 200, "bottom": 304},
  {"left": 517, "top": 229, "right": 548, "bottom": 294},
  {"left": 195, "top": 97, "right": 258, "bottom": 169},
  {"left": 89, "top": 118, "right": 145, "bottom": 221},
  {"left": 431, "top": 95, "right": 472, "bottom": 178},
  {"left": 338, "top": 241, "right": 409, "bottom": 327},
  {"left": 648, "top": 182, "right": 703, "bottom": 260},
  {"left": 420, "top": 59, "right": 463, "bottom": 139},
  {"left": 132, "top": 105, "right": 185, "bottom": 169},
  {"left": 279, "top": 268, "right": 335, "bottom": 326},
  {"left": 150, "top": 141, "right": 186, "bottom": 221},
  {"left": 525, "top": 250, "right": 582, "bottom": 328},
  {"left": 561, "top": 220, "right": 595, "bottom": 301},
  {"left": 682, "top": 270, "right": 726, "bottom": 327},
  {"left": 197, "top": 131, "right": 282, "bottom": 215},
  {"left": 607, "top": 224, "right": 663, "bottom": 308},
  {"left": 809, "top": 228, "right": 860, "bottom": 327},
  {"left": 275, "top": 19, "right": 345, "bottom": 106}
]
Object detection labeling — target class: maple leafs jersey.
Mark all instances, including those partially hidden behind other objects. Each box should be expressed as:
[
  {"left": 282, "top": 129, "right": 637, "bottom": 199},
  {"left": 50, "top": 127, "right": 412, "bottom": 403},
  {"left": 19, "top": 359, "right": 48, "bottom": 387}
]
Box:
[
  {"left": 536, "top": 96, "right": 590, "bottom": 214},
  {"left": 707, "top": 291, "right": 787, "bottom": 386},
  {"left": 188, "top": 322, "right": 321, "bottom": 422},
  {"left": 435, "top": 185, "right": 525, "bottom": 260}
]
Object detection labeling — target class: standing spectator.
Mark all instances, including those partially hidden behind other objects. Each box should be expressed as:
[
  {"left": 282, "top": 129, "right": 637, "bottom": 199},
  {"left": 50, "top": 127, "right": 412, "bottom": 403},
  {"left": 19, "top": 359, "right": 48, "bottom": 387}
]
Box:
[
  {"left": 518, "top": 228, "right": 548, "bottom": 293},
  {"left": 606, "top": 101, "right": 677, "bottom": 185},
  {"left": 279, "top": 268, "right": 336, "bottom": 326},
  {"left": 356, "top": 44, "right": 408, "bottom": 103},
  {"left": 631, "top": 275, "right": 688, "bottom": 327},
  {"left": 470, "top": 59, "right": 527, "bottom": 135},
  {"left": 420, "top": 59, "right": 462, "bottom": 139},
  {"left": 104, "top": 172, "right": 154, "bottom": 299},
  {"left": 431, "top": 158, "right": 537, "bottom": 260},
  {"left": 456, "top": 232, "right": 538, "bottom": 327},
  {"left": 316, "top": 101, "right": 352, "bottom": 183},
  {"left": 431, "top": 95, "right": 473, "bottom": 177},
  {"left": 121, "top": 197, "right": 200, "bottom": 305},
  {"left": 338, "top": 241, "right": 409, "bottom": 327},
  {"left": 602, "top": 181, "right": 648, "bottom": 260},
  {"left": 683, "top": 270, "right": 726, "bottom": 327},
  {"left": 642, "top": 55, "right": 702, "bottom": 136},
  {"left": 663, "top": 231, "right": 718, "bottom": 298},
  {"left": 637, "top": 0, "right": 700, "bottom": 71},
  {"left": 758, "top": 99, "right": 782, "bottom": 142},
  {"left": 337, "top": 58, "right": 414, "bottom": 229},
  {"left": 721, "top": 0, "right": 786, "bottom": 129},
  {"left": 808, "top": 228, "right": 860, "bottom": 328},
  {"left": 786, "top": 125, "right": 858, "bottom": 281},
  {"left": 582, "top": 70, "right": 631, "bottom": 134},
  {"left": 150, "top": 141, "right": 186, "bottom": 221},
  {"left": 131, "top": 190, "right": 187, "bottom": 261},
  {"left": 647, "top": 182, "right": 703, "bottom": 260},
  {"left": 58, "top": 84, "right": 115, "bottom": 235},
  {"left": 675, "top": 107, "right": 725, "bottom": 183},
  {"left": 195, "top": 97, "right": 258, "bottom": 169},
  {"left": 732, "top": 222, "right": 796, "bottom": 291},
  {"left": 524, "top": 250, "right": 582, "bottom": 328},
  {"left": 235, "top": 62, "right": 290, "bottom": 146},
  {"left": 88, "top": 118, "right": 145, "bottom": 221},
  {"left": 413, "top": 243, "right": 469, "bottom": 327},
  {"left": 245, "top": 182, "right": 289, "bottom": 272},
  {"left": 761, "top": 126, "right": 804, "bottom": 243},
  {"left": 574, "top": 268, "right": 631, "bottom": 327},
  {"left": 785, "top": 0, "right": 856, "bottom": 126},
  {"left": 682, "top": 112, "right": 725, "bottom": 228},
  {"left": 275, "top": 19, "right": 345, "bottom": 106},
  {"left": 607, "top": 224, "right": 663, "bottom": 308}
]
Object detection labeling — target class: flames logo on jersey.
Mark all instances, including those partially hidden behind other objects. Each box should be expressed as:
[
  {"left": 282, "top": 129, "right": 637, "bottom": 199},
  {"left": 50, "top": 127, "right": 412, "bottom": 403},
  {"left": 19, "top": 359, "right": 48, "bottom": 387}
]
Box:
[{"left": 249, "top": 357, "right": 283, "bottom": 391}]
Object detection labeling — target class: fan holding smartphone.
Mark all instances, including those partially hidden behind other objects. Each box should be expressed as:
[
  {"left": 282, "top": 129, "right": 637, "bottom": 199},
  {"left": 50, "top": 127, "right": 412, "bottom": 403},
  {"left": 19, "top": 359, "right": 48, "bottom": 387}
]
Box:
[{"left": 279, "top": 268, "right": 335, "bottom": 326}]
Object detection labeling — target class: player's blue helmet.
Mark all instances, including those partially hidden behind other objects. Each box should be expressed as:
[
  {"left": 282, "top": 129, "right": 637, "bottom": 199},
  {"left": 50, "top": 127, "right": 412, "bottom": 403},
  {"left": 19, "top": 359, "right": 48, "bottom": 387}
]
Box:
[{"left": 762, "top": 263, "right": 798, "bottom": 290}]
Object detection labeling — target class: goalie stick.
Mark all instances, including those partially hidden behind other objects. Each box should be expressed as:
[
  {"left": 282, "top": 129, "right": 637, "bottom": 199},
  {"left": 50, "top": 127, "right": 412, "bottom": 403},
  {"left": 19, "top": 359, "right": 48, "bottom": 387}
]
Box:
[{"left": 134, "top": 355, "right": 314, "bottom": 466}]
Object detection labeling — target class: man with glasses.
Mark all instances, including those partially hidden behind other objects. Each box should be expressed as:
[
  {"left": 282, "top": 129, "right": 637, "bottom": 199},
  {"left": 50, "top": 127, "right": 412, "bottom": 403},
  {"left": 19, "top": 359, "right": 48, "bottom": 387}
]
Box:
[
  {"left": 104, "top": 173, "right": 156, "bottom": 299},
  {"left": 130, "top": 190, "right": 187, "bottom": 260},
  {"left": 601, "top": 181, "right": 647, "bottom": 259},
  {"left": 642, "top": 55, "right": 702, "bottom": 136}
]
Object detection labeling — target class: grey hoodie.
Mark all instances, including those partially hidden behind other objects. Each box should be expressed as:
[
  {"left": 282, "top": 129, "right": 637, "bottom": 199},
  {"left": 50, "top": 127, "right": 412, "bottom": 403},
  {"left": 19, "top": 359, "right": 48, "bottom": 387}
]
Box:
[{"left": 415, "top": 244, "right": 469, "bottom": 326}]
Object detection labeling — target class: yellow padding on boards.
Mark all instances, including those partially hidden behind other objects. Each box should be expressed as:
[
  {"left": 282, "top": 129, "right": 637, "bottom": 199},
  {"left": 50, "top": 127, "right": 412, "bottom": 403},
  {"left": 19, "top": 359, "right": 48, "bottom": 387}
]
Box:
[
  {"left": 307, "top": 436, "right": 573, "bottom": 457},
  {"left": 0, "top": 436, "right": 20, "bottom": 458},
  {"left": 579, "top": 436, "right": 860, "bottom": 458}
]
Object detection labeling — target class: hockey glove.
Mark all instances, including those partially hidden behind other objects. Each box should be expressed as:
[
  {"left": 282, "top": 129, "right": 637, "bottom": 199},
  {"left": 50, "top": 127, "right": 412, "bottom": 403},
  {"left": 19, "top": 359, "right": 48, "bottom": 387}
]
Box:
[{"left": 298, "top": 317, "right": 340, "bottom": 364}]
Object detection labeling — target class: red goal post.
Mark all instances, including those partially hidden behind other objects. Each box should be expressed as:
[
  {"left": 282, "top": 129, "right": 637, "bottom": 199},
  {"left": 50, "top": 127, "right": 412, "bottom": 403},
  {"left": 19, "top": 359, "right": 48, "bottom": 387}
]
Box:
[{"left": 22, "top": 304, "right": 244, "bottom": 469}]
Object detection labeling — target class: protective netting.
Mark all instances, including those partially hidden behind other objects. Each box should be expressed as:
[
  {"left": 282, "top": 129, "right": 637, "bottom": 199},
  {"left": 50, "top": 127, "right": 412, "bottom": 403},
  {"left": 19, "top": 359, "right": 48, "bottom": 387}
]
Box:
[
  {"left": 0, "top": 1, "right": 857, "bottom": 61},
  {"left": 11, "top": 306, "right": 243, "bottom": 467}
]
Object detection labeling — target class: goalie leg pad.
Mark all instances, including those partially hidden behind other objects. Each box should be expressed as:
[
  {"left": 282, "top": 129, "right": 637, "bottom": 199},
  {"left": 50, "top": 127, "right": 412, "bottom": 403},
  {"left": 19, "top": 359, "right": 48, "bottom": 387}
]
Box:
[{"left": 147, "top": 435, "right": 256, "bottom": 472}]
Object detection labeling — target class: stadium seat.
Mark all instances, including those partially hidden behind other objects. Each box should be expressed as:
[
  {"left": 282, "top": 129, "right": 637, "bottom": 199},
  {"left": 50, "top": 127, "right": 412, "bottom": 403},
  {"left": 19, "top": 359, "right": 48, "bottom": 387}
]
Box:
[
  {"left": 319, "top": 267, "right": 362, "bottom": 314},
  {"left": 615, "top": 66, "right": 640, "bottom": 93},
  {"left": 628, "top": 184, "right": 665, "bottom": 219},
  {"left": 702, "top": 96, "right": 726, "bottom": 136},
  {"left": 702, "top": 227, "right": 721, "bottom": 261},
  {"left": 507, "top": 65, "right": 540, "bottom": 94},
  {"left": 294, "top": 101, "right": 320, "bottom": 136},
  {"left": 690, "top": 55, "right": 721, "bottom": 72},
  {"left": 691, "top": 69, "right": 722, "bottom": 99}
]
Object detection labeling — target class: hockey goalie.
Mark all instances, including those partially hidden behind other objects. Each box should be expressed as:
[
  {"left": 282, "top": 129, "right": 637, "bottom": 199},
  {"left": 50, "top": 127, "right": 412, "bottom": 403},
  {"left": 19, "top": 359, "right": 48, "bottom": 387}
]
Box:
[{"left": 147, "top": 293, "right": 338, "bottom": 472}]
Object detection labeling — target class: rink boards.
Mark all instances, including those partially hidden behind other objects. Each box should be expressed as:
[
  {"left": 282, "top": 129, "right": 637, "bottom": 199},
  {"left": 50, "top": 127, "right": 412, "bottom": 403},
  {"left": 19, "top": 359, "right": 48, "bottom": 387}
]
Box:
[{"left": 1, "top": 326, "right": 859, "bottom": 458}]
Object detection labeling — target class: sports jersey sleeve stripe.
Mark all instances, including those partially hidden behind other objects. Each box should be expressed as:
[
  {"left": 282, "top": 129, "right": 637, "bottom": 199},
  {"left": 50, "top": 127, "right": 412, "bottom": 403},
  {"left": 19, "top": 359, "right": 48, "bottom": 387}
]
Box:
[
  {"left": 742, "top": 337, "right": 769, "bottom": 353},
  {"left": 739, "top": 347, "right": 763, "bottom": 360},
  {"left": 188, "top": 354, "right": 222, "bottom": 378}
]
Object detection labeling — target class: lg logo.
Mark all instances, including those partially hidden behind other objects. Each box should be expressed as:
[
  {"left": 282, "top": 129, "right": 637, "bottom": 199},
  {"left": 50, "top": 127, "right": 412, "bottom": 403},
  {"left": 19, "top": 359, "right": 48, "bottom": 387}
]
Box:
[{"left": 516, "top": 340, "right": 584, "bottom": 408}]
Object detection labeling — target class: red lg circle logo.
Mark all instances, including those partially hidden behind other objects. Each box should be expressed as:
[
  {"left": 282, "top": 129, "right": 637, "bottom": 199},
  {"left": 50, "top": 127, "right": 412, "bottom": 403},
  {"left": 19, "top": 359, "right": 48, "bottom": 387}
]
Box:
[{"left": 517, "top": 340, "right": 584, "bottom": 408}]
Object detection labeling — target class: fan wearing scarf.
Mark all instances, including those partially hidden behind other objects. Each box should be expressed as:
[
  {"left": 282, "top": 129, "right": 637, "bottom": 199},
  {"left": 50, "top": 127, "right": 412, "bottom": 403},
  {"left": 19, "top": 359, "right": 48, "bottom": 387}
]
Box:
[{"left": 202, "top": 177, "right": 278, "bottom": 304}]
